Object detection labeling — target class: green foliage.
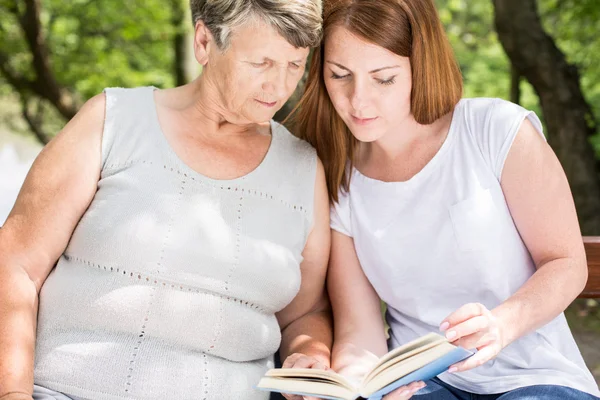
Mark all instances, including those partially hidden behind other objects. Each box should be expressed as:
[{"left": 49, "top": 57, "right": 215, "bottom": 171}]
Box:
[
  {"left": 0, "top": 0, "right": 189, "bottom": 100},
  {"left": 435, "top": 0, "right": 600, "bottom": 152},
  {"left": 435, "top": 0, "right": 542, "bottom": 118},
  {"left": 1, "top": 0, "right": 599, "bottom": 148},
  {"left": 539, "top": 0, "right": 600, "bottom": 154}
]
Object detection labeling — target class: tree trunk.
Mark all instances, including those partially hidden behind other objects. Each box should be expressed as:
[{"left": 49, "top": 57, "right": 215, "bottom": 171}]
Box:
[
  {"left": 492, "top": 0, "right": 600, "bottom": 235},
  {"left": 510, "top": 63, "right": 521, "bottom": 105},
  {"left": 20, "top": 0, "right": 79, "bottom": 120},
  {"left": 171, "top": 0, "right": 188, "bottom": 87},
  {"left": 0, "top": 0, "right": 79, "bottom": 144}
]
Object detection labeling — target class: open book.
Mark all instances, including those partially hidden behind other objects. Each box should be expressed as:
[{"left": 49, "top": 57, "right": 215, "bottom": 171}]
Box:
[{"left": 257, "top": 333, "right": 473, "bottom": 400}]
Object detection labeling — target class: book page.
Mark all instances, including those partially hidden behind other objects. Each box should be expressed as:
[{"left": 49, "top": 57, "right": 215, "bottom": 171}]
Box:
[
  {"left": 257, "top": 376, "right": 357, "bottom": 400},
  {"left": 363, "top": 333, "right": 448, "bottom": 383},
  {"left": 363, "top": 334, "right": 448, "bottom": 384},
  {"left": 264, "top": 368, "right": 357, "bottom": 391},
  {"left": 361, "top": 342, "right": 456, "bottom": 396}
]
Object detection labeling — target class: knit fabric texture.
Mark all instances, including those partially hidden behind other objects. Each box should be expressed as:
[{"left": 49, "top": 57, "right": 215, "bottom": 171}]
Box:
[{"left": 34, "top": 87, "right": 317, "bottom": 400}]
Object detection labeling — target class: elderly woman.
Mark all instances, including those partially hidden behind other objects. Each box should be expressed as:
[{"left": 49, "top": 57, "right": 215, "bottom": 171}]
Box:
[{"left": 0, "top": 1, "right": 331, "bottom": 400}]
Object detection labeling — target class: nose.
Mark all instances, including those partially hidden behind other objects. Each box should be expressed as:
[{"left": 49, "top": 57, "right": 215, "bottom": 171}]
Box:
[
  {"left": 349, "top": 79, "right": 370, "bottom": 113},
  {"left": 262, "top": 66, "right": 289, "bottom": 99}
]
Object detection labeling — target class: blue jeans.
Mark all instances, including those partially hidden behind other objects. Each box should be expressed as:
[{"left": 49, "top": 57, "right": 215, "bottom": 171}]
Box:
[{"left": 414, "top": 378, "right": 599, "bottom": 400}]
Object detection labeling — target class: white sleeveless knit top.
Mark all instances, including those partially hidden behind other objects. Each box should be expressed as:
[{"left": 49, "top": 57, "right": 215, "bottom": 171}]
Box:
[{"left": 34, "top": 87, "right": 317, "bottom": 400}]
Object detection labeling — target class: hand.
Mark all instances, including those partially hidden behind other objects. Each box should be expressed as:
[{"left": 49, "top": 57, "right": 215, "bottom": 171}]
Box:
[
  {"left": 281, "top": 353, "right": 329, "bottom": 400},
  {"left": 440, "top": 302, "right": 506, "bottom": 373},
  {"left": 382, "top": 381, "right": 426, "bottom": 399}
]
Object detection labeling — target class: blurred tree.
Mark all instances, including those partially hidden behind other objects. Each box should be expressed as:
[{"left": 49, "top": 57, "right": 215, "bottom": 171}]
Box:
[
  {"left": 493, "top": 0, "right": 600, "bottom": 235},
  {"left": 539, "top": 0, "right": 600, "bottom": 156},
  {"left": 0, "top": 0, "right": 191, "bottom": 143},
  {"left": 170, "top": 0, "right": 189, "bottom": 87}
]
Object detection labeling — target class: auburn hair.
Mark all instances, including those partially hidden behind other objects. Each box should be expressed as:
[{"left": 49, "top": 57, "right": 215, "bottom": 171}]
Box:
[{"left": 290, "top": 0, "right": 463, "bottom": 203}]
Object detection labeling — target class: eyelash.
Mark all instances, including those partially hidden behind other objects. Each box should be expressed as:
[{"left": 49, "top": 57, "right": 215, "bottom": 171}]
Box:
[
  {"left": 378, "top": 77, "right": 396, "bottom": 86},
  {"left": 331, "top": 73, "right": 396, "bottom": 86},
  {"left": 331, "top": 73, "right": 348, "bottom": 80}
]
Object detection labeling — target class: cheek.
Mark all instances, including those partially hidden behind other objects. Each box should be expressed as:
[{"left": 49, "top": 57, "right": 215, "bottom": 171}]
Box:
[
  {"left": 230, "top": 73, "right": 262, "bottom": 100},
  {"left": 380, "top": 86, "right": 411, "bottom": 114},
  {"left": 287, "top": 72, "right": 304, "bottom": 92},
  {"left": 324, "top": 81, "right": 348, "bottom": 111}
]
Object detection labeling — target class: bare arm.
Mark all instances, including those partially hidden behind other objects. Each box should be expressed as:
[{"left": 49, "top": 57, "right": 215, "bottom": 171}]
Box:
[
  {"left": 444, "top": 119, "right": 588, "bottom": 371},
  {"left": 328, "top": 230, "right": 387, "bottom": 379},
  {"left": 495, "top": 119, "right": 587, "bottom": 342},
  {"left": 328, "top": 231, "right": 426, "bottom": 399},
  {"left": 0, "top": 93, "right": 106, "bottom": 397},
  {"left": 277, "top": 159, "right": 332, "bottom": 367}
]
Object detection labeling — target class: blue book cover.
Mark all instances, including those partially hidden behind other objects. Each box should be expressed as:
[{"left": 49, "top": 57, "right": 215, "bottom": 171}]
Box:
[{"left": 365, "top": 347, "right": 474, "bottom": 400}]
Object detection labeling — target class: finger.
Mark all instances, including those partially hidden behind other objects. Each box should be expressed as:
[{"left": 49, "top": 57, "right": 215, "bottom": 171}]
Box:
[
  {"left": 445, "top": 315, "right": 489, "bottom": 342},
  {"left": 292, "top": 357, "right": 319, "bottom": 369},
  {"left": 383, "top": 381, "right": 426, "bottom": 399},
  {"left": 449, "top": 345, "right": 498, "bottom": 373},
  {"left": 440, "top": 303, "right": 487, "bottom": 331},
  {"left": 453, "top": 331, "right": 486, "bottom": 350},
  {"left": 282, "top": 353, "right": 304, "bottom": 368},
  {"left": 455, "top": 330, "right": 499, "bottom": 350},
  {"left": 310, "top": 360, "right": 329, "bottom": 371}
]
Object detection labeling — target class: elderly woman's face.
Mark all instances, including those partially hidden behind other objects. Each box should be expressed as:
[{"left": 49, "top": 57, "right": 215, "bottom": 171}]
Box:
[{"left": 206, "top": 20, "right": 310, "bottom": 124}]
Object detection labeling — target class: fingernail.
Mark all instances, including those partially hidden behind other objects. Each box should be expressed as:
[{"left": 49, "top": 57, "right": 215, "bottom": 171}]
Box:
[
  {"left": 439, "top": 321, "right": 450, "bottom": 331},
  {"left": 446, "top": 330, "right": 457, "bottom": 340},
  {"left": 448, "top": 367, "right": 458, "bottom": 373}
]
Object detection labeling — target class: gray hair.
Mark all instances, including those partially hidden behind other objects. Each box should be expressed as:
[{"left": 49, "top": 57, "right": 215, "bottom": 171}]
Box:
[{"left": 190, "top": 0, "right": 323, "bottom": 50}]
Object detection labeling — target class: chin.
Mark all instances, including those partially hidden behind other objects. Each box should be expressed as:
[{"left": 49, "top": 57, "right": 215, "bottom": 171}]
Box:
[
  {"left": 239, "top": 111, "right": 275, "bottom": 125},
  {"left": 245, "top": 107, "right": 280, "bottom": 123},
  {"left": 346, "top": 125, "right": 385, "bottom": 143}
]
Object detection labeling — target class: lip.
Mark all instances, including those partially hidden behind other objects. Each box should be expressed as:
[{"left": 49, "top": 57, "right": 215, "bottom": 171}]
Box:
[
  {"left": 255, "top": 99, "right": 278, "bottom": 108},
  {"left": 351, "top": 115, "right": 378, "bottom": 125}
]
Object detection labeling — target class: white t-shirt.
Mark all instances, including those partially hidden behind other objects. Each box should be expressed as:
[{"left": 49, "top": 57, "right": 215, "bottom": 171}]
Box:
[{"left": 331, "top": 98, "right": 600, "bottom": 396}]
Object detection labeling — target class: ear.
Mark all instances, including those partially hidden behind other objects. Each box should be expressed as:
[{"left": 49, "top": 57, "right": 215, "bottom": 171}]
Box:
[{"left": 194, "top": 21, "right": 213, "bottom": 66}]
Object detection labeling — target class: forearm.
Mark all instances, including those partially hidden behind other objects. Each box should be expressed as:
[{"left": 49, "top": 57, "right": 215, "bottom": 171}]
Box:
[
  {"left": 493, "top": 257, "right": 586, "bottom": 346},
  {"left": 0, "top": 267, "right": 38, "bottom": 397},
  {"left": 330, "top": 325, "right": 387, "bottom": 378},
  {"left": 279, "top": 310, "right": 332, "bottom": 366}
]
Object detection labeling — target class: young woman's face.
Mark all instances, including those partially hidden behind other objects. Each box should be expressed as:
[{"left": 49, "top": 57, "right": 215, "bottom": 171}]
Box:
[{"left": 323, "top": 26, "right": 413, "bottom": 142}]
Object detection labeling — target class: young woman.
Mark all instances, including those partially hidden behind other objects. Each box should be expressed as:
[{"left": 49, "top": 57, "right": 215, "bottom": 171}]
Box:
[
  {"left": 294, "top": 0, "right": 600, "bottom": 398},
  {"left": 0, "top": 1, "right": 331, "bottom": 399}
]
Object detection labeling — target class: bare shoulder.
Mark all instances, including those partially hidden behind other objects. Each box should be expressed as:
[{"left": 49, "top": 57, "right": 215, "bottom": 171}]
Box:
[{"left": 71, "top": 92, "right": 107, "bottom": 135}]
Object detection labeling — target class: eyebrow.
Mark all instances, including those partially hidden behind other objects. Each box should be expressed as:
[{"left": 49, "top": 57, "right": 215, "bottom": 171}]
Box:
[{"left": 326, "top": 61, "right": 400, "bottom": 73}]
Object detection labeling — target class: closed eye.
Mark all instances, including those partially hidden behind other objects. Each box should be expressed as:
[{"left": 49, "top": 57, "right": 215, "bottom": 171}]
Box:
[
  {"left": 250, "top": 61, "right": 268, "bottom": 68},
  {"left": 377, "top": 76, "right": 396, "bottom": 86},
  {"left": 331, "top": 72, "right": 350, "bottom": 80}
]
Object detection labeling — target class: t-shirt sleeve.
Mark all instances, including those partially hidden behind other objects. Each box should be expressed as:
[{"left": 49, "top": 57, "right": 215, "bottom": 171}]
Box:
[
  {"left": 330, "top": 188, "right": 353, "bottom": 237},
  {"left": 464, "top": 98, "right": 545, "bottom": 180}
]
